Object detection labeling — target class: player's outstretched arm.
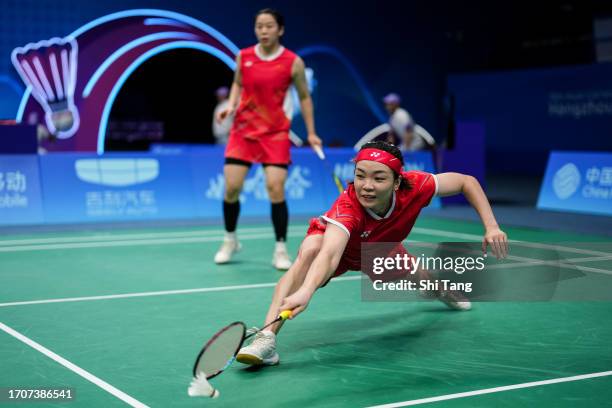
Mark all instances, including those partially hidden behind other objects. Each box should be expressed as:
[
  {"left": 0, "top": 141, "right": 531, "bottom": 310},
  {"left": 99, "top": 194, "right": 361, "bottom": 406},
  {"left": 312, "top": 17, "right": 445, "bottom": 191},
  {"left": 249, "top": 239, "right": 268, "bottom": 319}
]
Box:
[
  {"left": 279, "top": 224, "right": 349, "bottom": 317},
  {"left": 436, "top": 172, "right": 508, "bottom": 259}
]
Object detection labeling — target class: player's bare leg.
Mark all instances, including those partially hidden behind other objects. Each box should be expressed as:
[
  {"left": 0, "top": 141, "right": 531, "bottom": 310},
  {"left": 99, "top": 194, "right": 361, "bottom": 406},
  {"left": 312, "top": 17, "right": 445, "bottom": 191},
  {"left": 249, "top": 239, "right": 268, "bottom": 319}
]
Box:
[
  {"left": 214, "top": 164, "right": 250, "bottom": 264},
  {"left": 264, "top": 165, "right": 292, "bottom": 270}
]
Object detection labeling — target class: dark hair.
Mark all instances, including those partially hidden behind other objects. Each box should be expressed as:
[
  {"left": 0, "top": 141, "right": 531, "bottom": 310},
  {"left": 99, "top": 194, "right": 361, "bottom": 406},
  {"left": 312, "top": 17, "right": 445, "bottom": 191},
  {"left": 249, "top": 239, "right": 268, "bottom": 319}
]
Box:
[
  {"left": 359, "top": 141, "right": 412, "bottom": 190},
  {"left": 254, "top": 8, "right": 284, "bottom": 29}
]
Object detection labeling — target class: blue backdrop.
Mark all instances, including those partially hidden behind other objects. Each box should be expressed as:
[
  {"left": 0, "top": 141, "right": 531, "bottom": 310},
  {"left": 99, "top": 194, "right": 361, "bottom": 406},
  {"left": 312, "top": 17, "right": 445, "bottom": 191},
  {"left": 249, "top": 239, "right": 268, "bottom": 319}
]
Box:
[
  {"left": 538, "top": 151, "right": 612, "bottom": 216},
  {"left": 39, "top": 153, "right": 197, "bottom": 223},
  {"left": 1, "top": 148, "right": 439, "bottom": 225},
  {"left": 448, "top": 63, "right": 612, "bottom": 174}
]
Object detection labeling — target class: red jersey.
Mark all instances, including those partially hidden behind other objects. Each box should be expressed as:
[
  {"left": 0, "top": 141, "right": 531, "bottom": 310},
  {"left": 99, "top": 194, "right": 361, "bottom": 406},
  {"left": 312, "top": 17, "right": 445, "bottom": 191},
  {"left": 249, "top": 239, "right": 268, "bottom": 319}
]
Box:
[
  {"left": 313, "top": 171, "right": 438, "bottom": 271},
  {"left": 230, "top": 45, "right": 297, "bottom": 139}
]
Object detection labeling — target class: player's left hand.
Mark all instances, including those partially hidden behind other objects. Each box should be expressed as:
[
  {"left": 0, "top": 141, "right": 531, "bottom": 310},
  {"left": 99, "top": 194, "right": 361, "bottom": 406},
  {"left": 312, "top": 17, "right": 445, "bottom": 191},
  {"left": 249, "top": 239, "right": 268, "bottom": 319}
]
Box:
[
  {"left": 482, "top": 227, "right": 508, "bottom": 259},
  {"left": 308, "top": 133, "right": 322, "bottom": 149},
  {"left": 279, "top": 287, "right": 314, "bottom": 319}
]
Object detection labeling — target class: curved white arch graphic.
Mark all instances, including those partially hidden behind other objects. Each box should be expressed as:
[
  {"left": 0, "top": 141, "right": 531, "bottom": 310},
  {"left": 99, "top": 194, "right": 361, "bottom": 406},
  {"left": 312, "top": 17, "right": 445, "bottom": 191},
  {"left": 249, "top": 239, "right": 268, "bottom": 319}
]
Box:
[{"left": 97, "top": 41, "right": 236, "bottom": 153}]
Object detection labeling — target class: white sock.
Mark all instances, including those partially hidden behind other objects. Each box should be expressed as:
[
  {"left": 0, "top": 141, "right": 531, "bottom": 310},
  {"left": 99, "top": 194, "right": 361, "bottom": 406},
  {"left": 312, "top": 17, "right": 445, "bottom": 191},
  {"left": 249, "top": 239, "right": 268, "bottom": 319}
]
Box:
[
  {"left": 275, "top": 241, "right": 287, "bottom": 252},
  {"left": 225, "top": 232, "right": 236, "bottom": 241}
]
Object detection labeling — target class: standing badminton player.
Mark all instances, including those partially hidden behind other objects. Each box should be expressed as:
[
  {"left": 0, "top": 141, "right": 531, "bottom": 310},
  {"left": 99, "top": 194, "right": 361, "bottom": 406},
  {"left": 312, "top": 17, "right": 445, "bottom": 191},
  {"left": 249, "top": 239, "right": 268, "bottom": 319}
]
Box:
[
  {"left": 214, "top": 8, "right": 322, "bottom": 270},
  {"left": 236, "top": 141, "right": 508, "bottom": 365}
]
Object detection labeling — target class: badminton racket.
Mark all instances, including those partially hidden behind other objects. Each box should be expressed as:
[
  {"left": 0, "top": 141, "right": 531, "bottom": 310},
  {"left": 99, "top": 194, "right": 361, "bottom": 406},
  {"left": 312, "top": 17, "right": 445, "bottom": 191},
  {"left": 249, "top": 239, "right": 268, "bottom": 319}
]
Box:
[
  {"left": 188, "top": 310, "right": 293, "bottom": 398},
  {"left": 312, "top": 145, "right": 345, "bottom": 194}
]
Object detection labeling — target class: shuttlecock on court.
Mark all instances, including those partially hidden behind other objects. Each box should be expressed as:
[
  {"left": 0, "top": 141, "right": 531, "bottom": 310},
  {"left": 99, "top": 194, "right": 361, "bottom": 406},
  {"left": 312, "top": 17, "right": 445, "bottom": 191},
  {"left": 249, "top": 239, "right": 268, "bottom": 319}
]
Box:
[
  {"left": 11, "top": 37, "right": 80, "bottom": 139},
  {"left": 188, "top": 374, "right": 220, "bottom": 398}
]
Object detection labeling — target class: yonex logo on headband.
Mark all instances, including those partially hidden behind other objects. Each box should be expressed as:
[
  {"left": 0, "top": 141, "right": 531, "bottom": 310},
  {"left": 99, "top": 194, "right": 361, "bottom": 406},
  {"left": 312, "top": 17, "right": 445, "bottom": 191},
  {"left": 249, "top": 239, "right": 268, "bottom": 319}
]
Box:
[{"left": 354, "top": 148, "right": 403, "bottom": 174}]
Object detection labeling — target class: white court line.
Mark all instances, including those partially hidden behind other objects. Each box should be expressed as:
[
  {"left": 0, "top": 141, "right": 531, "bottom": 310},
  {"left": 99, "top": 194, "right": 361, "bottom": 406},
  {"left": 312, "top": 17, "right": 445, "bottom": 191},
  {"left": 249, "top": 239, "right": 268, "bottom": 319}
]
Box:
[
  {"left": 0, "top": 321, "right": 149, "bottom": 407},
  {"left": 486, "top": 260, "right": 612, "bottom": 275},
  {"left": 406, "top": 240, "right": 612, "bottom": 267},
  {"left": 565, "top": 255, "right": 612, "bottom": 263},
  {"left": 0, "top": 226, "right": 304, "bottom": 247},
  {"left": 0, "top": 226, "right": 608, "bottom": 304},
  {"left": 504, "top": 253, "right": 612, "bottom": 275},
  {"left": 487, "top": 259, "right": 612, "bottom": 273},
  {"left": 0, "top": 225, "right": 609, "bottom": 257},
  {"left": 509, "top": 241, "right": 612, "bottom": 257},
  {"left": 0, "top": 231, "right": 304, "bottom": 252},
  {"left": 0, "top": 229, "right": 229, "bottom": 246},
  {"left": 0, "top": 231, "right": 609, "bottom": 305},
  {"left": 0, "top": 227, "right": 611, "bottom": 256},
  {"left": 0, "top": 276, "right": 362, "bottom": 308},
  {"left": 406, "top": 241, "right": 612, "bottom": 275},
  {"left": 367, "top": 370, "right": 612, "bottom": 407},
  {"left": 412, "top": 227, "right": 612, "bottom": 257}
]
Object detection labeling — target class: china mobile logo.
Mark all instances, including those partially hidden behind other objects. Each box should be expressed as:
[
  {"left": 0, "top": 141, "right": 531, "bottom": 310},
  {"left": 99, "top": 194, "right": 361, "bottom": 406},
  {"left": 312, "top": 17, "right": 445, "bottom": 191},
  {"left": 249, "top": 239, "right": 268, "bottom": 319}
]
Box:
[
  {"left": 552, "top": 163, "right": 580, "bottom": 200},
  {"left": 12, "top": 37, "right": 80, "bottom": 139},
  {"left": 206, "top": 166, "right": 312, "bottom": 201}
]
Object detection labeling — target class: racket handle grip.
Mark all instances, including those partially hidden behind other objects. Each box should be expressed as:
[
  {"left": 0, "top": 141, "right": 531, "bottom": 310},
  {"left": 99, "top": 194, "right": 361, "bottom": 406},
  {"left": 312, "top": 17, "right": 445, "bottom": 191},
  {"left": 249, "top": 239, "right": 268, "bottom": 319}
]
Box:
[
  {"left": 279, "top": 310, "right": 293, "bottom": 320},
  {"left": 313, "top": 145, "right": 325, "bottom": 160}
]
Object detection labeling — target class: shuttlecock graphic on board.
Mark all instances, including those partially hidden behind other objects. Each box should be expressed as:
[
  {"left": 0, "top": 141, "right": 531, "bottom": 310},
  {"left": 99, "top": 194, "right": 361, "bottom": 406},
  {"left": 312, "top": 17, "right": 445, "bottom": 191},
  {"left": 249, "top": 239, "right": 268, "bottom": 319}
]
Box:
[{"left": 11, "top": 37, "right": 80, "bottom": 139}]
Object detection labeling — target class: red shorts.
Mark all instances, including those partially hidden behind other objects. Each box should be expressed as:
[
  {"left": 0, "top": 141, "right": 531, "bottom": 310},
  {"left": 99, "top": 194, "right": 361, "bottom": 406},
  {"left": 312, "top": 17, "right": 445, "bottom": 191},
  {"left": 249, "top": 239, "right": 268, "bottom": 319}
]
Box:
[
  {"left": 225, "top": 130, "right": 291, "bottom": 165},
  {"left": 306, "top": 218, "right": 414, "bottom": 284}
]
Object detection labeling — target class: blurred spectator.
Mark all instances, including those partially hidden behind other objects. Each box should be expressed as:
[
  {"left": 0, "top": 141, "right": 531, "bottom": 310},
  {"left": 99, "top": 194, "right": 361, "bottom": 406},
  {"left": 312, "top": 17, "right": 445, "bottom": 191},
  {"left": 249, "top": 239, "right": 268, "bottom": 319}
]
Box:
[
  {"left": 383, "top": 92, "right": 413, "bottom": 144},
  {"left": 398, "top": 122, "right": 427, "bottom": 152},
  {"left": 212, "top": 86, "right": 233, "bottom": 144},
  {"left": 382, "top": 93, "right": 434, "bottom": 152}
]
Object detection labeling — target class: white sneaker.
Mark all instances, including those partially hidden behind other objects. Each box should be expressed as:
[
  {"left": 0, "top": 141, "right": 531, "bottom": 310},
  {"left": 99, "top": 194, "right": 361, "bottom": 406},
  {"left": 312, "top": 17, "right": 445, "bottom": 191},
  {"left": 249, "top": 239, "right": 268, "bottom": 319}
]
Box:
[
  {"left": 214, "top": 235, "right": 241, "bottom": 264},
  {"left": 272, "top": 242, "right": 292, "bottom": 270},
  {"left": 420, "top": 288, "right": 472, "bottom": 311},
  {"left": 436, "top": 290, "right": 472, "bottom": 311},
  {"left": 236, "top": 330, "right": 279, "bottom": 366}
]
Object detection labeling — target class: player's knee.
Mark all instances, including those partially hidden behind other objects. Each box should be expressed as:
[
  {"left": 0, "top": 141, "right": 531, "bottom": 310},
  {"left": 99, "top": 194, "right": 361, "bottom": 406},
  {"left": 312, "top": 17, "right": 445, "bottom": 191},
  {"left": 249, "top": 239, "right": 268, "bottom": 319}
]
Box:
[
  {"left": 224, "top": 183, "right": 242, "bottom": 201},
  {"left": 265, "top": 181, "right": 285, "bottom": 201}
]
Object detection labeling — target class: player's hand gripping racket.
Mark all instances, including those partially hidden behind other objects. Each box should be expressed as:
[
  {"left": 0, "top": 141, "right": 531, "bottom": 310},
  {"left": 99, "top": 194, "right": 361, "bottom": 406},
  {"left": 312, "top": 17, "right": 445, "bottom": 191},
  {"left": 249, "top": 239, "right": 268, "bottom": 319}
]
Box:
[
  {"left": 312, "top": 145, "right": 345, "bottom": 194},
  {"left": 188, "top": 310, "right": 293, "bottom": 398}
]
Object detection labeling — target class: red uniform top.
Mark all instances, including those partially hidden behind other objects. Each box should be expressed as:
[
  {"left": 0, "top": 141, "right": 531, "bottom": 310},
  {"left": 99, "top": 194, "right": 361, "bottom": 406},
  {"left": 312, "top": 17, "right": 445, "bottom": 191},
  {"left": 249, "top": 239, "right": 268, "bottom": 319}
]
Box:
[
  {"left": 314, "top": 171, "right": 438, "bottom": 272},
  {"left": 230, "top": 45, "right": 297, "bottom": 139}
]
